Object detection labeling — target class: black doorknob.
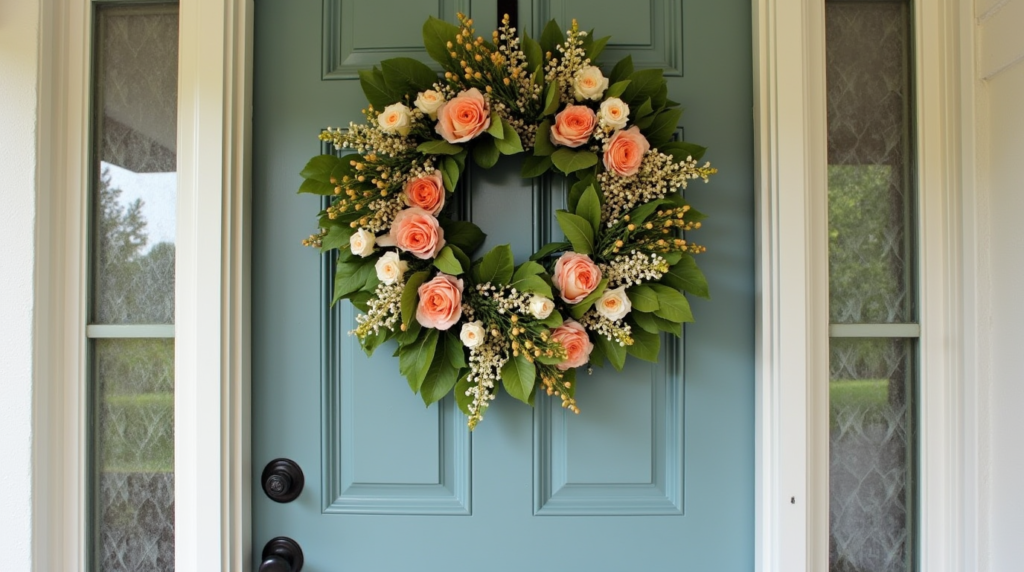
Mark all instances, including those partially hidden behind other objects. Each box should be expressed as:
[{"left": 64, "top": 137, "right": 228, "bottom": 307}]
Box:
[
  {"left": 261, "top": 458, "right": 304, "bottom": 503},
  {"left": 260, "top": 537, "right": 304, "bottom": 572}
]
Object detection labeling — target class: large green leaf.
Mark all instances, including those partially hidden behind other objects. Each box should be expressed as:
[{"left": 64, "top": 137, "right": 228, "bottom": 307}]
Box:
[
  {"left": 542, "top": 81, "right": 561, "bottom": 117},
  {"left": 501, "top": 353, "right": 536, "bottom": 405},
  {"left": 621, "top": 69, "right": 664, "bottom": 109},
  {"left": 333, "top": 260, "right": 375, "bottom": 304},
  {"left": 358, "top": 67, "right": 397, "bottom": 111},
  {"left": 494, "top": 119, "right": 524, "bottom": 155},
  {"left": 300, "top": 155, "right": 342, "bottom": 183},
  {"left": 649, "top": 283, "right": 694, "bottom": 322},
  {"left": 609, "top": 55, "right": 634, "bottom": 84},
  {"left": 447, "top": 244, "right": 472, "bottom": 274},
  {"left": 433, "top": 245, "right": 464, "bottom": 275},
  {"left": 399, "top": 328, "right": 439, "bottom": 393},
  {"left": 473, "top": 244, "right": 514, "bottom": 285},
  {"left": 298, "top": 179, "right": 336, "bottom": 196},
  {"left": 644, "top": 108, "right": 682, "bottom": 149},
  {"left": 521, "top": 155, "right": 552, "bottom": 178},
  {"left": 662, "top": 256, "right": 710, "bottom": 299},
  {"left": 523, "top": 32, "right": 543, "bottom": 73},
  {"left": 510, "top": 275, "right": 552, "bottom": 298},
  {"left": 511, "top": 260, "right": 545, "bottom": 282},
  {"left": 380, "top": 57, "right": 438, "bottom": 100},
  {"left": 454, "top": 373, "right": 473, "bottom": 415},
  {"left": 486, "top": 111, "right": 505, "bottom": 140},
  {"left": 585, "top": 35, "right": 611, "bottom": 62},
  {"left": 441, "top": 156, "right": 460, "bottom": 192},
  {"left": 529, "top": 241, "right": 570, "bottom": 261},
  {"left": 472, "top": 136, "right": 500, "bottom": 168},
  {"left": 630, "top": 310, "right": 659, "bottom": 334},
  {"left": 320, "top": 225, "right": 354, "bottom": 253},
  {"left": 625, "top": 327, "right": 660, "bottom": 363},
  {"left": 401, "top": 271, "right": 430, "bottom": 326},
  {"left": 422, "top": 16, "right": 459, "bottom": 66},
  {"left": 534, "top": 119, "right": 556, "bottom": 156},
  {"left": 445, "top": 330, "right": 467, "bottom": 368},
  {"left": 538, "top": 19, "right": 564, "bottom": 58},
  {"left": 605, "top": 80, "right": 631, "bottom": 100},
  {"left": 575, "top": 185, "right": 602, "bottom": 234},
  {"left": 659, "top": 141, "right": 707, "bottom": 162},
  {"left": 417, "top": 140, "right": 464, "bottom": 155},
  {"left": 439, "top": 219, "right": 486, "bottom": 253},
  {"left": 555, "top": 210, "right": 595, "bottom": 254},
  {"left": 420, "top": 332, "right": 461, "bottom": 406},
  {"left": 551, "top": 148, "right": 598, "bottom": 174},
  {"left": 596, "top": 334, "right": 626, "bottom": 371},
  {"left": 626, "top": 284, "right": 660, "bottom": 312}
]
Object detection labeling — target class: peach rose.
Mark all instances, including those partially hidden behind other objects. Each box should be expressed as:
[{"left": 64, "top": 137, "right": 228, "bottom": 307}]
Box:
[
  {"left": 603, "top": 126, "right": 650, "bottom": 177},
  {"left": 550, "top": 320, "right": 594, "bottom": 370},
  {"left": 550, "top": 105, "right": 597, "bottom": 148},
  {"left": 416, "top": 274, "right": 464, "bottom": 330},
  {"left": 377, "top": 207, "right": 445, "bottom": 260},
  {"left": 403, "top": 170, "right": 446, "bottom": 215},
  {"left": 552, "top": 252, "right": 603, "bottom": 304},
  {"left": 434, "top": 88, "right": 491, "bottom": 144}
]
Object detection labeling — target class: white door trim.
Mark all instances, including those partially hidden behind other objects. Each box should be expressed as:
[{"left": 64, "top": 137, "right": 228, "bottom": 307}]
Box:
[{"left": 33, "top": 0, "right": 973, "bottom": 569}]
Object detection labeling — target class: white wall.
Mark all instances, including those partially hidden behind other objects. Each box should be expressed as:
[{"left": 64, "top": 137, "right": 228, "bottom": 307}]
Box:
[
  {"left": 973, "top": 0, "right": 1024, "bottom": 569},
  {"left": 0, "top": 0, "right": 40, "bottom": 569}
]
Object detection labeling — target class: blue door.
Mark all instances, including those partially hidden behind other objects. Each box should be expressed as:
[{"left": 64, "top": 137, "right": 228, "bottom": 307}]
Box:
[{"left": 252, "top": 2, "right": 753, "bottom": 570}]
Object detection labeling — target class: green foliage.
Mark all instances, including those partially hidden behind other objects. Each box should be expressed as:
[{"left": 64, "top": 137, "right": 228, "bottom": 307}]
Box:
[
  {"left": 570, "top": 278, "right": 608, "bottom": 318},
  {"left": 472, "top": 136, "right": 500, "bottom": 168},
  {"left": 626, "top": 284, "right": 660, "bottom": 312},
  {"left": 534, "top": 119, "right": 556, "bottom": 155},
  {"left": 422, "top": 16, "right": 460, "bottom": 66},
  {"left": 662, "top": 255, "right": 710, "bottom": 299},
  {"left": 417, "top": 140, "right": 464, "bottom": 155},
  {"left": 551, "top": 148, "right": 598, "bottom": 174},
  {"left": 380, "top": 57, "right": 438, "bottom": 101},
  {"left": 439, "top": 219, "right": 486, "bottom": 254},
  {"left": 433, "top": 246, "right": 465, "bottom": 275},
  {"left": 626, "top": 327, "right": 660, "bottom": 362},
  {"left": 609, "top": 55, "right": 634, "bottom": 84},
  {"left": 555, "top": 210, "right": 595, "bottom": 254},
  {"left": 649, "top": 283, "right": 694, "bottom": 322},
  {"left": 473, "top": 244, "right": 515, "bottom": 285},
  {"left": 501, "top": 353, "right": 536, "bottom": 405},
  {"left": 399, "top": 328, "right": 439, "bottom": 393},
  {"left": 401, "top": 271, "right": 430, "bottom": 326},
  {"left": 521, "top": 155, "right": 552, "bottom": 178},
  {"left": 575, "top": 185, "right": 602, "bottom": 233},
  {"left": 420, "top": 332, "right": 464, "bottom": 406},
  {"left": 358, "top": 67, "right": 398, "bottom": 111}
]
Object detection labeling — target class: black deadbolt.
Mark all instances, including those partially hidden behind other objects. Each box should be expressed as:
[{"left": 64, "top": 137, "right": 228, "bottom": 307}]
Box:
[
  {"left": 260, "top": 537, "right": 304, "bottom": 572},
  {"left": 261, "top": 458, "right": 304, "bottom": 503}
]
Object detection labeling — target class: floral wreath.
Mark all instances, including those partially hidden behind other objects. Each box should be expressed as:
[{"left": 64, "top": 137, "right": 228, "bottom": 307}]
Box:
[{"left": 300, "top": 14, "right": 716, "bottom": 429}]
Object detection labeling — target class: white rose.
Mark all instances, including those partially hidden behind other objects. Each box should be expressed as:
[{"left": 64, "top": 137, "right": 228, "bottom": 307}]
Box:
[
  {"left": 374, "top": 250, "right": 408, "bottom": 285},
  {"left": 598, "top": 97, "right": 630, "bottom": 130},
  {"left": 528, "top": 295, "right": 555, "bottom": 320},
  {"left": 460, "top": 321, "right": 486, "bottom": 348},
  {"left": 377, "top": 102, "right": 412, "bottom": 136},
  {"left": 349, "top": 228, "right": 376, "bottom": 257},
  {"left": 595, "top": 286, "right": 631, "bottom": 321},
  {"left": 573, "top": 66, "right": 609, "bottom": 101},
  {"left": 415, "top": 90, "right": 445, "bottom": 119}
]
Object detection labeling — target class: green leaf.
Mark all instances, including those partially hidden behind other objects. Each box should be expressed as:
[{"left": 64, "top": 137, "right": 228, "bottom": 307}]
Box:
[
  {"left": 441, "top": 156, "right": 460, "bottom": 192},
  {"left": 454, "top": 373, "right": 473, "bottom": 415},
  {"left": 575, "top": 185, "right": 602, "bottom": 234},
  {"left": 621, "top": 69, "right": 664, "bottom": 108},
  {"left": 539, "top": 19, "right": 564, "bottom": 56},
  {"left": 512, "top": 260, "right": 545, "bottom": 282},
  {"left": 447, "top": 244, "right": 472, "bottom": 274},
  {"left": 644, "top": 108, "right": 682, "bottom": 149},
  {"left": 433, "top": 246, "right": 464, "bottom": 275},
  {"left": 626, "top": 284, "right": 660, "bottom": 312},
  {"left": 486, "top": 111, "right": 505, "bottom": 139},
  {"left": 401, "top": 271, "right": 430, "bottom": 326},
  {"left": 445, "top": 331, "right": 467, "bottom": 368},
  {"left": 494, "top": 119, "right": 524, "bottom": 155},
  {"left": 417, "top": 140, "right": 464, "bottom": 155},
  {"left": 400, "top": 328, "right": 439, "bottom": 393},
  {"left": 420, "top": 333, "right": 461, "bottom": 406},
  {"left": 380, "top": 57, "right": 438, "bottom": 99},
  {"left": 395, "top": 319, "right": 422, "bottom": 345},
  {"left": 300, "top": 155, "right": 342, "bottom": 183},
  {"left": 320, "top": 225, "right": 353, "bottom": 252},
  {"left": 534, "top": 119, "right": 556, "bottom": 156},
  {"left": 439, "top": 219, "right": 486, "bottom": 253},
  {"left": 568, "top": 174, "right": 595, "bottom": 212},
  {"left": 523, "top": 32, "right": 543, "bottom": 73},
  {"left": 649, "top": 283, "right": 694, "bottom": 322},
  {"left": 626, "top": 327, "right": 660, "bottom": 363},
  {"left": 586, "top": 35, "right": 611, "bottom": 62},
  {"left": 609, "top": 55, "right": 634, "bottom": 84},
  {"left": 596, "top": 334, "right": 626, "bottom": 371},
  {"left": 472, "top": 136, "right": 500, "bottom": 168},
  {"left": 555, "top": 210, "right": 595, "bottom": 254},
  {"left": 530, "top": 241, "right": 570, "bottom": 261},
  {"left": 539, "top": 311, "right": 564, "bottom": 329},
  {"left": 605, "top": 80, "right": 630, "bottom": 99},
  {"left": 501, "top": 353, "right": 536, "bottom": 405},
  {"left": 630, "top": 311, "right": 659, "bottom": 334},
  {"left": 542, "top": 81, "right": 561, "bottom": 117},
  {"left": 521, "top": 155, "right": 552, "bottom": 178},
  {"left": 358, "top": 67, "right": 397, "bottom": 111},
  {"left": 570, "top": 278, "right": 608, "bottom": 319},
  {"left": 472, "top": 244, "right": 515, "bottom": 285},
  {"left": 333, "top": 260, "right": 374, "bottom": 303},
  {"left": 298, "top": 178, "right": 336, "bottom": 196},
  {"left": 423, "top": 16, "right": 459, "bottom": 66},
  {"left": 634, "top": 97, "right": 655, "bottom": 119},
  {"left": 652, "top": 314, "right": 682, "bottom": 337},
  {"left": 510, "top": 275, "right": 552, "bottom": 297},
  {"left": 659, "top": 141, "right": 707, "bottom": 162},
  {"left": 551, "top": 148, "right": 598, "bottom": 174},
  {"left": 662, "top": 256, "right": 710, "bottom": 299},
  {"left": 359, "top": 326, "right": 389, "bottom": 357}
]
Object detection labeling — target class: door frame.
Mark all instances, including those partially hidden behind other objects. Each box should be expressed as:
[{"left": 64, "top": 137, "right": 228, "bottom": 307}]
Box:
[{"left": 33, "top": 0, "right": 974, "bottom": 570}]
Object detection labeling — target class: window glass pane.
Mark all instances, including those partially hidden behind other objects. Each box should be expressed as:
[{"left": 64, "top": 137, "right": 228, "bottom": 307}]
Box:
[
  {"left": 93, "top": 4, "right": 178, "bottom": 325},
  {"left": 94, "top": 338, "right": 175, "bottom": 571},
  {"left": 826, "top": 2, "right": 912, "bottom": 324},
  {"left": 829, "top": 337, "right": 914, "bottom": 572}
]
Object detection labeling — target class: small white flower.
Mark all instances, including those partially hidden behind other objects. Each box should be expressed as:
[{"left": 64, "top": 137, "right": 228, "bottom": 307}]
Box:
[
  {"left": 377, "top": 102, "right": 413, "bottom": 136},
  {"left": 595, "top": 286, "right": 631, "bottom": 321},
  {"left": 573, "top": 66, "right": 609, "bottom": 101},
  {"left": 350, "top": 228, "right": 376, "bottom": 257},
  {"left": 599, "top": 97, "right": 630, "bottom": 130},
  {"left": 460, "top": 321, "right": 486, "bottom": 348},
  {"left": 414, "top": 90, "right": 445, "bottom": 119},
  {"left": 528, "top": 295, "right": 555, "bottom": 320},
  {"left": 374, "top": 250, "right": 408, "bottom": 284}
]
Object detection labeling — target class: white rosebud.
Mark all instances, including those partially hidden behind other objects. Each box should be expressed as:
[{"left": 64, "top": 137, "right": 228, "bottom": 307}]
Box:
[
  {"left": 598, "top": 97, "right": 630, "bottom": 130},
  {"left": 460, "top": 320, "right": 486, "bottom": 348},
  {"left": 349, "top": 228, "right": 376, "bottom": 257},
  {"left": 595, "top": 285, "right": 631, "bottom": 321},
  {"left": 573, "top": 66, "right": 609, "bottom": 101},
  {"left": 414, "top": 90, "right": 445, "bottom": 119},
  {"left": 374, "top": 250, "right": 408, "bottom": 284},
  {"left": 377, "top": 102, "right": 413, "bottom": 136},
  {"left": 528, "top": 295, "right": 555, "bottom": 320}
]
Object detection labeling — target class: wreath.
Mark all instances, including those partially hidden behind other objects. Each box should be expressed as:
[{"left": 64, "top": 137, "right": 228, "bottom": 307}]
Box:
[{"left": 299, "top": 14, "right": 716, "bottom": 429}]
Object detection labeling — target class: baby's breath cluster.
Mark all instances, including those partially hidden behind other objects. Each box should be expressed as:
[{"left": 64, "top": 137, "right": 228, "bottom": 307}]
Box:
[
  {"left": 599, "top": 251, "right": 670, "bottom": 288},
  {"left": 544, "top": 20, "right": 589, "bottom": 103},
  {"left": 579, "top": 309, "right": 633, "bottom": 347},
  {"left": 598, "top": 150, "right": 717, "bottom": 225},
  {"left": 351, "top": 282, "right": 403, "bottom": 338},
  {"left": 464, "top": 333, "right": 505, "bottom": 429}
]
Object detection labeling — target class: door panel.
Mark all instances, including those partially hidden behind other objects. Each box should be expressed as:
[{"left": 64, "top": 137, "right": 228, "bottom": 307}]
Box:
[{"left": 253, "top": 1, "right": 753, "bottom": 570}]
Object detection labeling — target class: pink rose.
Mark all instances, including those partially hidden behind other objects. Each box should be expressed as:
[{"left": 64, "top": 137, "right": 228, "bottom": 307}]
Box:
[
  {"left": 377, "top": 207, "right": 445, "bottom": 260},
  {"left": 416, "top": 274, "right": 464, "bottom": 330},
  {"left": 403, "top": 170, "right": 446, "bottom": 215},
  {"left": 552, "top": 252, "right": 602, "bottom": 304},
  {"left": 550, "top": 320, "right": 594, "bottom": 370},
  {"left": 434, "top": 88, "right": 491, "bottom": 144},
  {"left": 550, "top": 104, "right": 597, "bottom": 148},
  {"left": 603, "top": 126, "right": 650, "bottom": 177}
]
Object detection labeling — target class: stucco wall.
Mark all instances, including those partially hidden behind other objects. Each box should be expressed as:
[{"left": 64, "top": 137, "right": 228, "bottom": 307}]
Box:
[
  {"left": 976, "top": 0, "right": 1024, "bottom": 567},
  {"left": 0, "top": 0, "right": 40, "bottom": 569}
]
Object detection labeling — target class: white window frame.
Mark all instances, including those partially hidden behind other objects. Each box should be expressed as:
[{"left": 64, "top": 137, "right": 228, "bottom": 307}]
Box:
[{"left": 34, "top": 0, "right": 972, "bottom": 570}]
